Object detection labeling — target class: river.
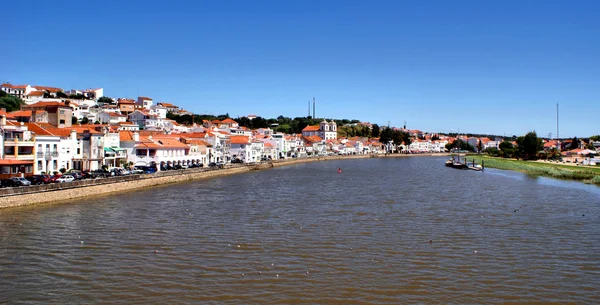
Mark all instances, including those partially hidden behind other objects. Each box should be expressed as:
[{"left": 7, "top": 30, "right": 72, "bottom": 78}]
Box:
[{"left": 1, "top": 156, "right": 599, "bottom": 304}]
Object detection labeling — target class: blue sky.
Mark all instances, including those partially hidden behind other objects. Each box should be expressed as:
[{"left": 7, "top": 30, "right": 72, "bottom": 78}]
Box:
[{"left": 2, "top": 0, "right": 599, "bottom": 137}]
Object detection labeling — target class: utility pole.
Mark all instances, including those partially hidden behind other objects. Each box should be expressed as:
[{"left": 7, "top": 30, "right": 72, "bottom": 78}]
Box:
[{"left": 556, "top": 103, "right": 560, "bottom": 151}]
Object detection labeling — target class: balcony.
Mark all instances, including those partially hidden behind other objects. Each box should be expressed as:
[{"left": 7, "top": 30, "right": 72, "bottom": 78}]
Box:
[
  {"left": 3, "top": 138, "right": 35, "bottom": 147},
  {"left": 36, "top": 152, "right": 44, "bottom": 158}
]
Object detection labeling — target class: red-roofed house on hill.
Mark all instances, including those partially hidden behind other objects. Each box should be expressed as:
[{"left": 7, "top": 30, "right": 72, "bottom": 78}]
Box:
[
  {"left": 22, "top": 101, "right": 73, "bottom": 128},
  {"left": 117, "top": 98, "right": 136, "bottom": 115},
  {"left": 137, "top": 96, "right": 153, "bottom": 109},
  {"left": 156, "top": 102, "right": 179, "bottom": 112},
  {"left": 1, "top": 83, "right": 38, "bottom": 99},
  {"left": 82, "top": 88, "right": 104, "bottom": 100}
]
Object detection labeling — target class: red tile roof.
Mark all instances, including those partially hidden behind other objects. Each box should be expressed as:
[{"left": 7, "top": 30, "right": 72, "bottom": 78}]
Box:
[
  {"left": 302, "top": 125, "right": 320, "bottom": 132},
  {"left": 230, "top": 135, "right": 250, "bottom": 145},
  {"left": 33, "top": 86, "right": 63, "bottom": 93},
  {"left": 25, "top": 101, "right": 71, "bottom": 108},
  {"left": 9, "top": 110, "right": 32, "bottom": 117},
  {"left": 26, "top": 91, "right": 45, "bottom": 97},
  {"left": 221, "top": 118, "right": 238, "bottom": 124}
]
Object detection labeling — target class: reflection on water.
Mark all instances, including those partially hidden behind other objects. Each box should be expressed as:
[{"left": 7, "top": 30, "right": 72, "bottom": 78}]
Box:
[{"left": 0, "top": 157, "right": 599, "bottom": 304}]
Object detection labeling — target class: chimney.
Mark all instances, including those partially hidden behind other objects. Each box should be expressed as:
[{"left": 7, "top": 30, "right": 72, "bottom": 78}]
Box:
[
  {"left": 133, "top": 131, "right": 140, "bottom": 142},
  {"left": 1, "top": 114, "right": 5, "bottom": 126},
  {"left": 70, "top": 130, "right": 77, "bottom": 141}
]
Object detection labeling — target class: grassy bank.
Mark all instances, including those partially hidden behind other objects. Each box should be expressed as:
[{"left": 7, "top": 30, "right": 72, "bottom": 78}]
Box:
[{"left": 465, "top": 155, "right": 600, "bottom": 185}]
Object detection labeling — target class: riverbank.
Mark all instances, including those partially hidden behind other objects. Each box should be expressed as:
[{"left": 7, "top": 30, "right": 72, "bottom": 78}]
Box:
[
  {"left": 466, "top": 155, "right": 600, "bottom": 185},
  {"left": 0, "top": 153, "right": 448, "bottom": 209}
]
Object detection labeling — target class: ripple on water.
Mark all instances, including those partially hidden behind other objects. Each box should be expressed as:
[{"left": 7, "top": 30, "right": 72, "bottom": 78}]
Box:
[{"left": 0, "top": 157, "right": 599, "bottom": 304}]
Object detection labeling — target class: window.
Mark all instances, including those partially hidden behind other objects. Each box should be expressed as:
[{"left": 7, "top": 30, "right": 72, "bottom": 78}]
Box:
[
  {"left": 59, "top": 110, "right": 65, "bottom": 114},
  {"left": 53, "top": 160, "right": 58, "bottom": 169},
  {"left": 59, "top": 119, "right": 65, "bottom": 124}
]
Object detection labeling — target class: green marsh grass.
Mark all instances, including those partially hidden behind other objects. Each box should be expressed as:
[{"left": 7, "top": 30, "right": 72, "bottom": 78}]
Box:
[{"left": 466, "top": 155, "right": 600, "bottom": 185}]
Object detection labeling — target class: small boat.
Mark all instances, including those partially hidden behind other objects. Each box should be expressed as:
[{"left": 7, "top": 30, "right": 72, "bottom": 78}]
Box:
[{"left": 445, "top": 158, "right": 468, "bottom": 169}]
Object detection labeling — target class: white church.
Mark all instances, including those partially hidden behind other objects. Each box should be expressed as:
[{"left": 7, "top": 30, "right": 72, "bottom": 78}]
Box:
[{"left": 301, "top": 119, "right": 337, "bottom": 140}]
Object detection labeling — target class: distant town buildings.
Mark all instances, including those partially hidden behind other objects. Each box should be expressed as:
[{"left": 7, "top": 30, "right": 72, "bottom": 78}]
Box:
[{"left": 0, "top": 80, "right": 596, "bottom": 180}]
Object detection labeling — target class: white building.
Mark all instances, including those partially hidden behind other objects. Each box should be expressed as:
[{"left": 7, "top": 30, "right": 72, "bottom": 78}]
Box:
[
  {"left": 301, "top": 120, "right": 337, "bottom": 141},
  {"left": 137, "top": 96, "right": 153, "bottom": 109},
  {"left": 98, "top": 112, "right": 127, "bottom": 124}
]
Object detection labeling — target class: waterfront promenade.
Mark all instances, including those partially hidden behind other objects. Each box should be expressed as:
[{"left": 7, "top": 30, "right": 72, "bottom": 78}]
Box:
[{"left": 0, "top": 153, "right": 446, "bottom": 209}]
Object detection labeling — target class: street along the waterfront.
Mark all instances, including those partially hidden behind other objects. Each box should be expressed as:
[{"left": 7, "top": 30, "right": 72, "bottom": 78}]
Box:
[{"left": 1, "top": 156, "right": 599, "bottom": 303}]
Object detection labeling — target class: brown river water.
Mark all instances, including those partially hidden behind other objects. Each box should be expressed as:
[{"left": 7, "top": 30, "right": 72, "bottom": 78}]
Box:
[{"left": 1, "top": 156, "right": 599, "bottom": 304}]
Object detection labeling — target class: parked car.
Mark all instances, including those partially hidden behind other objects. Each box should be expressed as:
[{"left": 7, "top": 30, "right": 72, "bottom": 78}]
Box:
[
  {"left": 10, "top": 177, "right": 32, "bottom": 186},
  {"left": 55, "top": 175, "right": 75, "bottom": 183},
  {"left": 109, "top": 168, "right": 131, "bottom": 176},
  {"left": 0, "top": 179, "right": 20, "bottom": 187},
  {"left": 231, "top": 159, "right": 243, "bottom": 164},
  {"left": 133, "top": 166, "right": 157, "bottom": 174},
  {"left": 79, "top": 171, "right": 92, "bottom": 179},
  {"left": 25, "top": 175, "right": 48, "bottom": 185},
  {"left": 89, "top": 170, "right": 109, "bottom": 179},
  {"left": 67, "top": 171, "right": 84, "bottom": 180},
  {"left": 49, "top": 174, "right": 63, "bottom": 183}
]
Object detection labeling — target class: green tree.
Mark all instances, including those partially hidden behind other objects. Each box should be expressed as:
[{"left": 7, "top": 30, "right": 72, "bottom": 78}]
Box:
[
  {"left": 371, "top": 124, "right": 380, "bottom": 138},
  {"left": 499, "top": 140, "right": 513, "bottom": 151},
  {"left": 69, "top": 94, "right": 86, "bottom": 99},
  {"left": 379, "top": 127, "right": 393, "bottom": 144},
  {"left": 71, "top": 116, "right": 78, "bottom": 124},
  {"left": 0, "top": 91, "right": 25, "bottom": 111},
  {"left": 477, "top": 139, "right": 483, "bottom": 152},
  {"left": 516, "top": 131, "right": 544, "bottom": 160},
  {"left": 56, "top": 91, "right": 68, "bottom": 98},
  {"left": 81, "top": 117, "right": 90, "bottom": 124},
  {"left": 569, "top": 137, "right": 579, "bottom": 150},
  {"left": 485, "top": 147, "right": 500, "bottom": 157},
  {"left": 445, "top": 139, "right": 474, "bottom": 152},
  {"left": 391, "top": 130, "right": 403, "bottom": 145},
  {"left": 400, "top": 131, "right": 412, "bottom": 147},
  {"left": 97, "top": 96, "right": 114, "bottom": 104}
]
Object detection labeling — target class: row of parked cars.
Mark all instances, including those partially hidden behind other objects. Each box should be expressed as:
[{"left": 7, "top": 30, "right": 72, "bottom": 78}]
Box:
[
  {"left": 160, "top": 163, "right": 204, "bottom": 171},
  {"left": 0, "top": 162, "right": 229, "bottom": 188},
  {"left": 0, "top": 167, "right": 154, "bottom": 188}
]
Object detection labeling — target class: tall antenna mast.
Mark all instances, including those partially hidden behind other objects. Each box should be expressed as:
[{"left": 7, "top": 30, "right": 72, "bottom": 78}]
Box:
[
  {"left": 312, "top": 97, "right": 316, "bottom": 119},
  {"left": 556, "top": 103, "right": 560, "bottom": 151}
]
